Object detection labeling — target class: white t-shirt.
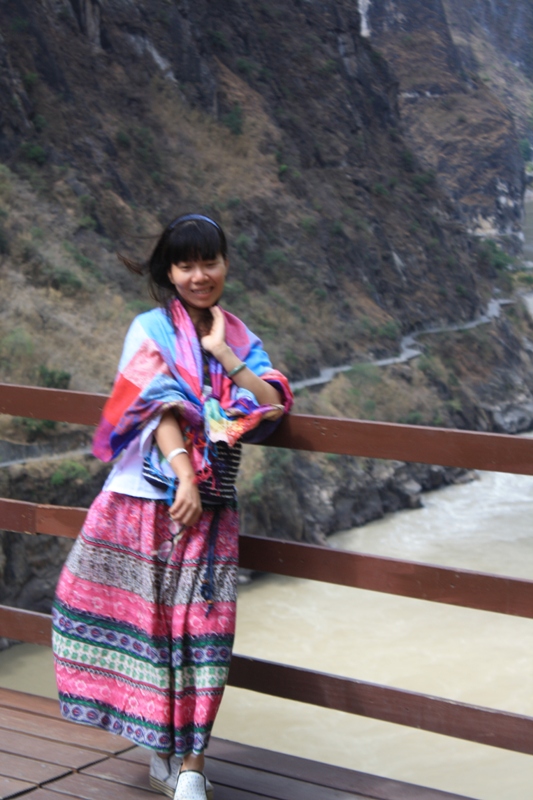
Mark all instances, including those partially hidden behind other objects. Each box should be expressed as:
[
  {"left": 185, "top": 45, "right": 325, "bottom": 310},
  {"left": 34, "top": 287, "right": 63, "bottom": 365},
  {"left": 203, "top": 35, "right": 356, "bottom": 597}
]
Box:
[{"left": 102, "top": 415, "right": 170, "bottom": 500}]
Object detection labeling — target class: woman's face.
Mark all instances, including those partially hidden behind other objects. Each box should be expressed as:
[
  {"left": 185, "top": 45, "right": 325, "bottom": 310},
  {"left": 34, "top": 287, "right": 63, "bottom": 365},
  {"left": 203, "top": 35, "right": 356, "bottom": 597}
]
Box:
[{"left": 168, "top": 254, "right": 228, "bottom": 317}]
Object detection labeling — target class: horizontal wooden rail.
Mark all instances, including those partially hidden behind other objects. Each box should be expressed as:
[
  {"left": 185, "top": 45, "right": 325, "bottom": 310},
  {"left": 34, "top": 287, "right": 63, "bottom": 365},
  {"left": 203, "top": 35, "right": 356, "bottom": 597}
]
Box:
[
  {"left": 239, "top": 536, "right": 533, "bottom": 618},
  {"left": 0, "top": 498, "right": 87, "bottom": 538},
  {"left": 267, "top": 414, "right": 533, "bottom": 475},
  {"left": 2, "top": 498, "right": 532, "bottom": 618},
  {"left": 2, "top": 604, "right": 532, "bottom": 756},
  {"left": 228, "top": 655, "right": 533, "bottom": 756},
  {"left": 2, "top": 383, "right": 533, "bottom": 473},
  {"left": 0, "top": 384, "right": 106, "bottom": 426},
  {"left": 0, "top": 605, "right": 52, "bottom": 646}
]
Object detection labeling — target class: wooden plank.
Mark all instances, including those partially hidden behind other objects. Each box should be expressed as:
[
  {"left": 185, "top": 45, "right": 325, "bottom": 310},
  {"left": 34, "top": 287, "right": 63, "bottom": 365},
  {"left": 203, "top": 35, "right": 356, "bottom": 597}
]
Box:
[
  {"left": 239, "top": 537, "right": 533, "bottom": 619},
  {"left": 0, "top": 606, "right": 51, "bottom": 646},
  {"left": 47, "top": 772, "right": 157, "bottom": 799},
  {"left": 0, "top": 499, "right": 35, "bottom": 535},
  {"left": 0, "top": 385, "right": 105, "bottom": 426},
  {"left": 81, "top": 757, "right": 153, "bottom": 791},
  {"left": 116, "top": 748, "right": 150, "bottom": 765},
  {"left": 228, "top": 655, "right": 533, "bottom": 755},
  {"left": 206, "top": 759, "right": 370, "bottom": 800},
  {"left": 85, "top": 756, "right": 353, "bottom": 800},
  {"left": 0, "top": 706, "right": 128, "bottom": 755},
  {"left": 29, "top": 790, "right": 262, "bottom": 800},
  {"left": 36, "top": 505, "right": 85, "bottom": 538},
  {"left": 84, "top": 755, "right": 364, "bottom": 800},
  {"left": 266, "top": 415, "right": 533, "bottom": 474},
  {"left": 10, "top": 791, "right": 79, "bottom": 800},
  {"left": 0, "top": 728, "right": 107, "bottom": 770},
  {"left": 0, "top": 775, "right": 34, "bottom": 798},
  {"left": 0, "top": 499, "right": 85, "bottom": 540},
  {"left": 3, "top": 383, "right": 533, "bottom": 475},
  {"left": 119, "top": 741, "right": 474, "bottom": 800},
  {"left": 0, "top": 751, "right": 70, "bottom": 784},
  {"left": 203, "top": 788, "right": 274, "bottom": 800},
  {"left": 0, "top": 688, "right": 63, "bottom": 721},
  {"left": 206, "top": 739, "right": 476, "bottom": 800}
]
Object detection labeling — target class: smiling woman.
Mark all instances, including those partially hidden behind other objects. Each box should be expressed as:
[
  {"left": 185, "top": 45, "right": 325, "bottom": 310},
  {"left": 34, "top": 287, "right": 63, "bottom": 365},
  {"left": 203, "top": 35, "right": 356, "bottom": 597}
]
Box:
[{"left": 51, "top": 213, "right": 293, "bottom": 800}]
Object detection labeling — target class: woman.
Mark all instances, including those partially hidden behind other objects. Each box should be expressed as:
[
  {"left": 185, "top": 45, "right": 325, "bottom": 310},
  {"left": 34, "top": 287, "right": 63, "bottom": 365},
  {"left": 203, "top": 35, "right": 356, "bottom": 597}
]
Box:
[{"left": 52, "top": 214, "right": 293, "bottom": 800}]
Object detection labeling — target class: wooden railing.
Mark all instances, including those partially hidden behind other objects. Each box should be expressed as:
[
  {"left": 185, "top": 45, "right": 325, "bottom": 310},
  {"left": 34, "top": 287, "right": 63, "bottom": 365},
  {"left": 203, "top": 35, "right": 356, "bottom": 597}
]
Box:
[{"left": 1, "top": 383, "right": 533, "bottom": 756}]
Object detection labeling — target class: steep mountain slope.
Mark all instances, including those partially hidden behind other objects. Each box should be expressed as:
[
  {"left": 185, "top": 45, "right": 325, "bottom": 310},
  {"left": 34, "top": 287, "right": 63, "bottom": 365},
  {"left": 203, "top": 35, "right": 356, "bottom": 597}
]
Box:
[
  {"left": 364, "top": 0, "right": 525, "bottom": 243},
  {"left": 444, "top": 0, "right": 533, "bottom": 83},
  {"left": 0, "top": 0, "right": 492, "bottom": 391},
  {"left": 443, "top": 0, "right": 533, "bottom": 142}
]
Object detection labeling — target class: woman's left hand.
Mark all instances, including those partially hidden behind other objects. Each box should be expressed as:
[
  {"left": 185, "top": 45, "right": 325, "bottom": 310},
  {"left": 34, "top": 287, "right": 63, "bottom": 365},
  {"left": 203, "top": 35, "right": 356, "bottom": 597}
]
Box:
[{"left": 201, "top": 306, "right": 227, "bottom": 357}]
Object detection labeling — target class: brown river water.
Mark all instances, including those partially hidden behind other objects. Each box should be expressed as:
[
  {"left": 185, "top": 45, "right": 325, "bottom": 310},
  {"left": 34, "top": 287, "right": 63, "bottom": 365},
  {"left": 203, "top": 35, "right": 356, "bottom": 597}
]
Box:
[{"left": 2, "top": 200, "right": 533, "bottom": 799}]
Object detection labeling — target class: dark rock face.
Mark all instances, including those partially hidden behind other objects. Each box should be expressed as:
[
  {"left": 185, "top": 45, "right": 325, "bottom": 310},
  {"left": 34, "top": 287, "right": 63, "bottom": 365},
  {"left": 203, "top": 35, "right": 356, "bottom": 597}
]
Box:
[
  {"left": 366, "top": 0, "right": 525, "bottom": 242},
  {"left": 239, "top": 449, "right": 473, "bottom": 546},
  {"left": 444, "top": 0, "right": 533, "bottom": 82},
  {"left": 491, "top": 403, "right": 533, "bottom": 434}
]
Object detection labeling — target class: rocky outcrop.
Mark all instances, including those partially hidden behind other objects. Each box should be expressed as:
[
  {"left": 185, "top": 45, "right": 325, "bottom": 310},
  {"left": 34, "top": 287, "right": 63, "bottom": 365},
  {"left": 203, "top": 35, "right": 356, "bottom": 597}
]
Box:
[
  {"left": 443, "top": 0, "right": 533, "bottom": 83},
  {"left": 365, "top": 0, "right": 525, "bottom": 244},
  {"left": 240, "top": 451, "right": 474, "bottom": 546},
  {"left": 442, "top": 0, "right": 533, "bottom": 142}
]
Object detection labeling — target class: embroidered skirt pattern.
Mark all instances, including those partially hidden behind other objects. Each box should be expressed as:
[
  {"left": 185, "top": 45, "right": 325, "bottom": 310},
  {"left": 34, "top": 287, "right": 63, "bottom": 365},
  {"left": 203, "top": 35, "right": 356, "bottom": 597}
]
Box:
[{"left": 52, "top": 491, "right": 238, "bottom": 757}]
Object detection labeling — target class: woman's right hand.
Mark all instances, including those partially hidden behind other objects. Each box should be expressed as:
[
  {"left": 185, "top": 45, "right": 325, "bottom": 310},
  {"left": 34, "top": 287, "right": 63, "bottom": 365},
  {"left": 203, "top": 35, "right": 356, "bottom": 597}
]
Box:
[{"left": 169, "top": 476, "right": 202, "bottom": 528}]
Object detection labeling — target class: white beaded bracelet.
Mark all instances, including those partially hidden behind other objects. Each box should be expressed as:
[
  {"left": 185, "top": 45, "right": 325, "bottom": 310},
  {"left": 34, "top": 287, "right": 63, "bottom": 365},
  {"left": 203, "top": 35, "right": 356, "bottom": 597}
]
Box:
[{"left": 165, "top": 447, "right": 188, "bottom": 463}]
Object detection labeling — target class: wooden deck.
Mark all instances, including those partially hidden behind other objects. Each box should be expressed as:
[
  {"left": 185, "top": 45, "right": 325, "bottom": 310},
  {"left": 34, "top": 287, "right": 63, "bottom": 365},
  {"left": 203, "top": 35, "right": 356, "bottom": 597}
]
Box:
[{"left": 0, "top": 688, "right": 476, "bottom": 800}]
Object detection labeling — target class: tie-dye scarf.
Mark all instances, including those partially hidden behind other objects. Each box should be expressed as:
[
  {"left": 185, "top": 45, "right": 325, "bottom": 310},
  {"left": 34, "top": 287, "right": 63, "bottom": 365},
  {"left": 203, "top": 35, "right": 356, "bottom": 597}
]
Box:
[{"left": 93, "top": 298, "right": 293, "bottom": 493}]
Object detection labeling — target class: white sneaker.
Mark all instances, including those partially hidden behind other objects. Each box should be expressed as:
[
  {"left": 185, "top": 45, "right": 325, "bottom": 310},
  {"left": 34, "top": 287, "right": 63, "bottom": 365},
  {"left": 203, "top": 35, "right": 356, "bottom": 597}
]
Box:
[
  {"left": 174, "top": 770, "right": 208, "bottom": 800},
  {"left": 149, "top": 755, "right": 214, "bottom": 800}
]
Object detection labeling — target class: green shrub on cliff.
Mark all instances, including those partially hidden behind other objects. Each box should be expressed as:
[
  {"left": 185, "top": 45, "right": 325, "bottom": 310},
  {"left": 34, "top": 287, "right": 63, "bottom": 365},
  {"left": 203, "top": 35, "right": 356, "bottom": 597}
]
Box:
[
  {"left": 38, "top": 365, "right": 71, "bottom": 390},
  {"left": 222, "top": 104, "right": 244, "bottom": 135},
  {"left": 519, "top": 138, "right": 532, "bottom": 162},
  {"left": 51, "top": 461, "right": 90, "bottom": 487},
  {"left": 478, "top": 239, "right": 515, "bottom": 272}
]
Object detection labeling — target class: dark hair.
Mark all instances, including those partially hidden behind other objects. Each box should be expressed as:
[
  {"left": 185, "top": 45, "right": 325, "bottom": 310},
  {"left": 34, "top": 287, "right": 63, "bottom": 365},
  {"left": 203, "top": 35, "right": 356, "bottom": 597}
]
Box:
[{"left": 120, "top": 214, "right": 228, "bottom": 304}]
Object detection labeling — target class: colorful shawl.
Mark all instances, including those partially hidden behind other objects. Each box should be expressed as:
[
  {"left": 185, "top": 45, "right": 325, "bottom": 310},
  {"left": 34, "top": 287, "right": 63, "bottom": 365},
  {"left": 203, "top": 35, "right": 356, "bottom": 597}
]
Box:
[{"left": 93, "top": 299, "right": 293, "bottom": 491}]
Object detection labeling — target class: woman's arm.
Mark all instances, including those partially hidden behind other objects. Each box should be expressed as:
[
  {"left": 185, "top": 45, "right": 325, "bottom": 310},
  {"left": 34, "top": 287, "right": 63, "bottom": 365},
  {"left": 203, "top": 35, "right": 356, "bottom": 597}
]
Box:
[
  {"left": 201, "top": 306, "right": 283, "bottom": 406},
  {"left": 154, "top": 411, "right": 202, "bottom": 527}
]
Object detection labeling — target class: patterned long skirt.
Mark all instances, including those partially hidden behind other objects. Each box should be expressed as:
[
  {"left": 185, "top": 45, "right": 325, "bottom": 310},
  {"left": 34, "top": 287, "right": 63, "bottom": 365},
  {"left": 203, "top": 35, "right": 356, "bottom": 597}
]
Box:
[{"left": 52, "top": 491, "right": 238, "bottom": 757}]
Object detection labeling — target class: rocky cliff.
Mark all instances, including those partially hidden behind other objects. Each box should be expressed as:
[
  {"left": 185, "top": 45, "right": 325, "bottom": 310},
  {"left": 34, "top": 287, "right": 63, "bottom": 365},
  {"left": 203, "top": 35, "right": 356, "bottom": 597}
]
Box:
[
  {"left": 443, "top": 0, "right": 533, "bottom": 83},
  {"left": 443, "top": 0, "right": 533, "bottom": 144},
  {"left": 363, "top": 0, "right": 526, "bottom": 243},
  {"left": 0, "top": 0, "right": 494, "bottom": 392}
]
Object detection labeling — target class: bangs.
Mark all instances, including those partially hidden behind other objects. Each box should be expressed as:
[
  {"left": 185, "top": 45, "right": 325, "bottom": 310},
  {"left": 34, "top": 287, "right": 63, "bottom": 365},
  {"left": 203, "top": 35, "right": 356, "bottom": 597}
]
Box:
[{"left": 164, "top": 219, "right": 226, "bottom": 265}]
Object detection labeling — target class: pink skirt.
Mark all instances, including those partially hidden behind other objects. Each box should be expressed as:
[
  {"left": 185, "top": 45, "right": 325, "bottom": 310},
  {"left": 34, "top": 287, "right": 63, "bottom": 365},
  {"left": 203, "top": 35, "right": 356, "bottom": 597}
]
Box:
[{"left": 52, "top": 491, "right": 238, "bottom": 757}]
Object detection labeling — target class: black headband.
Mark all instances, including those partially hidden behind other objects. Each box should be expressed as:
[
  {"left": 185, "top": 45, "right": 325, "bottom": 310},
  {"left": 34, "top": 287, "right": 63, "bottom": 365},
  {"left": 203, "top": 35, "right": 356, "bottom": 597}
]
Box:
[{"left": 168, "top": 214, "right": 222, "bottom": 232}]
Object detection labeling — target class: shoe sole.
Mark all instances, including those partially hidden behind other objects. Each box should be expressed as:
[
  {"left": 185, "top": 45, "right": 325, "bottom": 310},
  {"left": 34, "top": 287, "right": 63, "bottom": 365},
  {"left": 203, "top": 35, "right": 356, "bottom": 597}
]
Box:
[{"left": 149, "top": 774, "right": 214, "bottom": 800}]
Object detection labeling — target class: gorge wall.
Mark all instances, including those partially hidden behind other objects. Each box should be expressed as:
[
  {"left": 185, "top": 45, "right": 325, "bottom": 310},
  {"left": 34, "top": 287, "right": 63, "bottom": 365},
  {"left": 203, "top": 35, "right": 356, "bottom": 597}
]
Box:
[
  {"left": 0, "top": 0, "right": 496, "bottom": 391},
  {"left": 363, "top": 0, "right": 526, "bottom": 243}
]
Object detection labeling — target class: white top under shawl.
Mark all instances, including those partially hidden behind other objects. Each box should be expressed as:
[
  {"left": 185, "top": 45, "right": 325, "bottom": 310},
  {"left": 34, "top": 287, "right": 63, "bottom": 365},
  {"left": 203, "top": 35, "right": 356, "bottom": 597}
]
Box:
[{"left": 102, "top": 416, "right": 168, "bottom": 499}]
